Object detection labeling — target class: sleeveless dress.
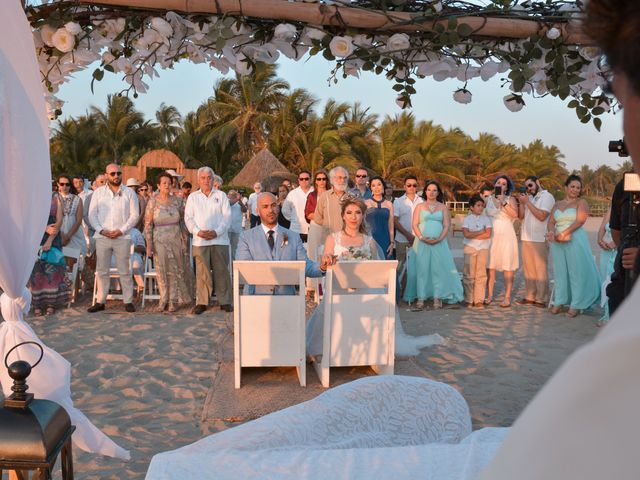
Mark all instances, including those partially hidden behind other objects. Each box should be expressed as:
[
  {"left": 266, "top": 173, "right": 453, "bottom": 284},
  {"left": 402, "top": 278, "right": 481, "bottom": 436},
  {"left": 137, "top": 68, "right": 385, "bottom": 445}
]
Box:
[
  {"left": 60, "top": 193, "right": 87, "bottom": 254},
  {"left": 550, "top": 208, "right": 600, "bottom": 310},
  {"left": 365, "top": 199, "right": 391, "bottom": 259},
  {"left": 485, "top": 197, "right": 519, "bottom": 271},
  {"left": 599, "top": 223, "right": 617, "bottom": 323},
  {"left": 403, "top": 209, "right": 463, "bottom": 304}
]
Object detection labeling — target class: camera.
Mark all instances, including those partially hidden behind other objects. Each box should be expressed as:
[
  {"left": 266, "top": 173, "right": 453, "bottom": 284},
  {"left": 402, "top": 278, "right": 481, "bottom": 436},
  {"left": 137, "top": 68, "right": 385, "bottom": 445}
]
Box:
[
  {"left": 609, "top": 139, "right": 629, "bottom": 157},
  {"left": 519, "top": 186, "right": 527, "bottom": 194},
  {"left": 494, "top": 186, "right": 502, "bottom": 196}
]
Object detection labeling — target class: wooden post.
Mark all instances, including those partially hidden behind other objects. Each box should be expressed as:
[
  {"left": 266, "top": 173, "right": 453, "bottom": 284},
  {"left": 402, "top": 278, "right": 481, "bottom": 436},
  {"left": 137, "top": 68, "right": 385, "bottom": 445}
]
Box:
[{"left": 78, "top": 0, "right": 592, "bottom": 44}]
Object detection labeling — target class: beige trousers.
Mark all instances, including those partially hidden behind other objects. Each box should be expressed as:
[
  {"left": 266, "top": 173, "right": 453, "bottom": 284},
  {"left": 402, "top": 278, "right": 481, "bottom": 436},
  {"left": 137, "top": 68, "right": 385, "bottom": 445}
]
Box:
[
  {"left": 228, "top": 232, "right": 240, "bottom": 261},
  {"left": 193, "top": 245, "right": 232, "bottom": 306},
  {"left": 463, "top": 246, "right": 489, "bottom": 305},
  {"left": 521, "top": 240, "right": 549, "bottom": 304},
  {"left": 95, "top": 236, "right": 134, "bottom": 304}
]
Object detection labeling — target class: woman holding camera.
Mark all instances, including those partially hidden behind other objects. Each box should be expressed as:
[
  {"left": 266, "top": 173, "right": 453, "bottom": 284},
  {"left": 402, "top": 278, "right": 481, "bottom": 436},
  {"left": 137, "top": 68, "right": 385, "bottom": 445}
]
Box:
[
  {"left": 485, "top": 175, "right": 519, "bottom": 307},
  {"left": 547, "top": 175, "right": 600, "bottom": 317}
]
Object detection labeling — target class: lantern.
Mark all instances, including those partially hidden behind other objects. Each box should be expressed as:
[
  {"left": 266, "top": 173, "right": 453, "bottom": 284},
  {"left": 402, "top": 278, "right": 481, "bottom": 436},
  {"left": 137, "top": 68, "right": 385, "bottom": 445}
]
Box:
[{"left": 0, "top": 342, "right": 75, "bottom": 479}]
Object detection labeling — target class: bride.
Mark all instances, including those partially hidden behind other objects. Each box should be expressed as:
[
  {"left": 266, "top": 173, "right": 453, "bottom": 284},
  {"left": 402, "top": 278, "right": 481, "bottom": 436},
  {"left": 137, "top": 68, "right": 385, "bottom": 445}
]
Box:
[{"left": 307, "top": 197, "right": 443, "bottom": 358}]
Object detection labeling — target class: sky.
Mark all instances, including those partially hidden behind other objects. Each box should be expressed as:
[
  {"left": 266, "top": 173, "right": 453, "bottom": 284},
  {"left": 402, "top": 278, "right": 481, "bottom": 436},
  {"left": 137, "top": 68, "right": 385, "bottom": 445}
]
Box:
[{"left": 57, "top": 54, "right": 627, "bottom": 172}]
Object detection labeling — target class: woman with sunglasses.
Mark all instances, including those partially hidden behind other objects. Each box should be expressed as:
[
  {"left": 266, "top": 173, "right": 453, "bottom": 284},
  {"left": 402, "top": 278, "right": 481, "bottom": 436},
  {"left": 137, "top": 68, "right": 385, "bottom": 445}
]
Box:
[
  {"left": 305, "top": 170, "right": 331, "bottom": 297},
  {"left": 57, "top": 174, "right": 87, "bottom": 255}
]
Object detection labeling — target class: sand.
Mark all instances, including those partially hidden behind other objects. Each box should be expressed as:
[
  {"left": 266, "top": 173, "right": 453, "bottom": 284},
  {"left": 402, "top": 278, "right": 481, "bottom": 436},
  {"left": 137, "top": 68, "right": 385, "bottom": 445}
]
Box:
[{"left": 1, "top": 218, "right": 605, "bottom": 479}]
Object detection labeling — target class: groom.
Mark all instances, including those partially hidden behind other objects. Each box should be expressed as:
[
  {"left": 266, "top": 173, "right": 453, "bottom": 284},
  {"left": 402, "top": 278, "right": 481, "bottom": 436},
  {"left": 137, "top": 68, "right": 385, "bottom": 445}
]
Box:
[{"left": 235, "top": 192, "right": 332, "bottom": 294}]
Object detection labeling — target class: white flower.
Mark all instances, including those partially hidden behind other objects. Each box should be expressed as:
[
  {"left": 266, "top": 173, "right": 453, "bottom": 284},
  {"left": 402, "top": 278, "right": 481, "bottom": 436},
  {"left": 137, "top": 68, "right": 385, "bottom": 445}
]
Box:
[
  {"left": 453, "top": 88, "right": 472, "bottom": 104},
  {"left": 102, "top": 51, "right": 115, "bottom": 64},
  {"left": 396, "top": 95, "right": 411, "bottom": 109},
  {"left": 272, "top": 40, "right": 307, "bottom": 60},
  {"left": 231, "top": 23, "right": 251, "bottom": 36},
  {"left": 235, "top": 53, "right": 253, "bottom": 75},
  {"left": 480, "top": 61, "right": 500, "bottom": 81},
  {"left": 497, "top": 60, "right": 511, "bottom": 73},
  {"left": 273, "top": 23, "right": 297, "bottom": 41},
  {"left": 387, "top": 33, "right": 410, "bottom": 51},
  {"left": 503, "top": 94, "right": 525, "bottom": 112},
  {"left": 151, "top": 17, "right": 173, "bottom": 38},
  {"left": 344, "top": 59, "right": 363, "bottom": 78},
  {"left": 245, "top": 43, "right": 280, "bottom": 64},
  {"left": 210, "top": 56, "right": 231, "bottom": 74},
  {"left": 546, "top": 27, "right": 561, "bottom": 40},
  {"left": 302, "top": 26, "right": 326, "bottom": 42},
  {"left": 579, "top": 46, "right": 601, "bottom": 61},
  {"left": 431, "top": 1, "right": 443, "bottom": 13},
  {"left": 114, "top": 57, "right": 134, "bottom": 75},
  {"left": 329, "top": 35, "right": 354, "bottom": 58},
  {"left": 430, "top": 59, "right": 456, "bottom": 81},
  {"left": 41, "top": 25, "right": 56, "bottom": 47},
  {"left": 64, "top": 22, "right": 82, "bottom": 35},
  {"left": 534, "top": 79, "right": 548, "bottom": 96},
  {"left": 456, "top": 65, "right": 480, "bottom": 82},
  {"left": 353, "top": 34, "right": 373, "bottom": 48},
  {"left": 52, "top": 28, "right": 75, "bottom": 52}
]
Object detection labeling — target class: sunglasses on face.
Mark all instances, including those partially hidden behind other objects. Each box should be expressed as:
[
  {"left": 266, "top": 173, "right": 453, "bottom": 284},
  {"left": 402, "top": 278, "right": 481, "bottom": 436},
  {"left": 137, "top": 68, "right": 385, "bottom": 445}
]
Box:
[
  {"left": 58, "top": 182, "right": 70, "bottom": 187},
  {"left": 139, "top": 187, "right": 148, "bottom": 191},
  {"left": 298, "top": 177, "right": 310, "bottom": 181},
  {"left": 406, "top": 183, "right": 418, "bottom": 187},
  {"left": 355, "top": 174, "right": 367, "bottom": 178},
  {"left": 108, "top": 172, "right": 122, "bottom": 176},
  {"left": 316, "top": 177, "right": 327, "bottom": 182}
]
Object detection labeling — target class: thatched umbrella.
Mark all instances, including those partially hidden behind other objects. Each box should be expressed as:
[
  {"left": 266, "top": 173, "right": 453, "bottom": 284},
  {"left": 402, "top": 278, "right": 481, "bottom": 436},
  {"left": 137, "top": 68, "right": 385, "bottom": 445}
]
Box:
[{"left": 231, "top": 148, "right": 296, "bottom": 192}]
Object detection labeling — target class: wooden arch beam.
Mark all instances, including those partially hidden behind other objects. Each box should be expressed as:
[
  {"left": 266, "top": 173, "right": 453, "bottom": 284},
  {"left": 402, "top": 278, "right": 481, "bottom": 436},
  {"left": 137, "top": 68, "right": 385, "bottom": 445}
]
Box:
[{"left": 78, "top": 0, "right": 592, "bottom": 44}]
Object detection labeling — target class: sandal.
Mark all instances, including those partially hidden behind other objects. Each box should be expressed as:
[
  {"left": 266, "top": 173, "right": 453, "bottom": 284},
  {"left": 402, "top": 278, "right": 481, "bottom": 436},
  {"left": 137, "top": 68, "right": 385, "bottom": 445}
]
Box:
[
  {"left": 566, "top": 309, "right": 579, "bottom": 318},
  {"left": 500, "top": 301, "right": 511, "bottom": 308},
  {"left": 410, "top": 301, "right": 425, "bottom": 312},
  {"left": 433, "top": 298, "right": 443, "bottom": 309},
  {"left": 549, "top": 305, "right": 564, "bottom": 314},
  {"left": 483, "top": 298, "right": 493, "bottom": 306}
]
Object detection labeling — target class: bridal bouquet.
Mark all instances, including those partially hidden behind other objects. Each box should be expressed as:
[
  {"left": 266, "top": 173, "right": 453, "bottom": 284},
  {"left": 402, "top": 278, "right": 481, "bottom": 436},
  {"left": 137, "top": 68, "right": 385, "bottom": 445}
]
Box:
[{"left": 341, "top": 247, "right": 373, "bottom": 261}]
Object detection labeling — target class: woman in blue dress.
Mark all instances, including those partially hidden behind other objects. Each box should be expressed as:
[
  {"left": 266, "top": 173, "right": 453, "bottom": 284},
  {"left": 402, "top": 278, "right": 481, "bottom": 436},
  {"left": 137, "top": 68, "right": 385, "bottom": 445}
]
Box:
[
  {"left": 547, "top": 174, "right": 600, "bottom": 317},
  {"left": 364, "top": 176, "right": 394, "bottom": 259},
  {"left": 596, "top": 207, "right": 617, "bottom": 325},
  {"left": 404, "top": 180, "right": 463, "bottom": 309}
]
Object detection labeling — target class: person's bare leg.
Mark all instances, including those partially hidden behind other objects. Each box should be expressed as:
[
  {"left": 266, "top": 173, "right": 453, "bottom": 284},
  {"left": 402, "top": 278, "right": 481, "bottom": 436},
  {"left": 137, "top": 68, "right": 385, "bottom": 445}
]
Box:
[
  {"left": 486, "top": 268, "right": 496, "bottom": 304},
  {"left": 502, "top": 271, "right": 514, "bottom": 307}
]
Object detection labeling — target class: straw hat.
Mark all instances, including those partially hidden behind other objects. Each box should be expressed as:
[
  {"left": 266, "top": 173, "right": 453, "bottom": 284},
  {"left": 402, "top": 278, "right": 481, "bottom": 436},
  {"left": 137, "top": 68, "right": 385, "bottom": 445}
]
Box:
[
  {"left": 126, "top": 177, "right": 140, "bottom": 187},
  {"left": 165, "top": 169, "right": 184, "bottom": 181}
]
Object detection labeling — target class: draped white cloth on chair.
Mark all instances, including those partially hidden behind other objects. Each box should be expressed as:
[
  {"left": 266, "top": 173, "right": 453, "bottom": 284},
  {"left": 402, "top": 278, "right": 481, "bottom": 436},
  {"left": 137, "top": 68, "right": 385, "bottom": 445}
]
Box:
[{"left": 0, "top": 1, "right": 129, "bottom": 460}]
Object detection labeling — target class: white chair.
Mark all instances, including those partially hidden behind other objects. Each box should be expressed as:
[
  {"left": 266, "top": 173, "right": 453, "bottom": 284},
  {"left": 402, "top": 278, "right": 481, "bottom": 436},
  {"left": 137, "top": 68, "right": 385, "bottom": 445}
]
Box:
[
  {"left": 92, "top": 244, "right": 135, "bottom": 305},
  {"left": 315, "top": 260, "right": 398, "bottom": 388},
  {"left": 142, "top": 256, "right": 161, "bottom": 307},
  {"left": 62, "top": 246, "right": 83, "bottom": 307},
  {"left": 233, "top": 260, "right": 307, "bottom": 389}
]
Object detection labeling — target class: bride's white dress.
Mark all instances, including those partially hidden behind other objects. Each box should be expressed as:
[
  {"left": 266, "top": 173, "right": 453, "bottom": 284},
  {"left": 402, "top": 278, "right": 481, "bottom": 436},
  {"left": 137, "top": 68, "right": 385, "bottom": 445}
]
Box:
[{"left": 306, "top": 232, "right": 444, "bottom": 357}]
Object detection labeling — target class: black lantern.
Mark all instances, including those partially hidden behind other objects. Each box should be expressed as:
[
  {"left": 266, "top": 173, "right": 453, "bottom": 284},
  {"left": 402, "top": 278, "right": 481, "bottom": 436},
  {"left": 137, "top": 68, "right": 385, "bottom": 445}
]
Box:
[{"left": 0, "top": 341, "right": 75, "bottom": 479}]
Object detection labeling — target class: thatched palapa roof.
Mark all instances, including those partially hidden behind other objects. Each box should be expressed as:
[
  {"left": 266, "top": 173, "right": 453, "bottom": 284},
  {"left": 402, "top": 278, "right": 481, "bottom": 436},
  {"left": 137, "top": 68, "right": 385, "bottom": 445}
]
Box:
[{"left": 231, "top": 148, "right": 295, "bottom": 192}]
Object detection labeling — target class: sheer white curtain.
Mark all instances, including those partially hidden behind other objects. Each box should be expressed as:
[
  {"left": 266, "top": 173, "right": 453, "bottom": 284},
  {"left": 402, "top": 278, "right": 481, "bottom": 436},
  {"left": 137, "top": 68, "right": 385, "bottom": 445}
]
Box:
[{"left": 0, "top": 1, "right": 129, "bottom": 460}]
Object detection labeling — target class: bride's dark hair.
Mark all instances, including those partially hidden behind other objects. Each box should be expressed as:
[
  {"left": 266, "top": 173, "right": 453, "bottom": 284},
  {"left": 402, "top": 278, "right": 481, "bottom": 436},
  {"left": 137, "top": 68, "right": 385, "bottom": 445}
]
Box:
[{"left": 341, "top": 197, "right": 368, "bottom": 234}]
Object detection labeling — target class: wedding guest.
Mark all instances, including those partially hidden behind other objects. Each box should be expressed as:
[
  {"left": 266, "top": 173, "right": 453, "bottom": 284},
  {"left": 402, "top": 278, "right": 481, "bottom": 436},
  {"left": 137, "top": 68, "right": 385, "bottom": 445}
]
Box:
[
  {"left": 349, "top": 167, "right": 373, "bottom": 200},
  {"left": 516, "top": 176, "right": 555, "bottom": 307},
  {"left": 73, "top": 175, "right": 93, "bottom": 248},
  {"left": 314, "top": 166, "right": 350, "bottom": 234},
  {"left": 479, "top": 186, "right": 493, "bottom": 215},
  {"left": 185, "top": 166, "right": 233, "bottom": 314},
  {"left": 462, "top": 195, "right": 492, "bottom": 308},
  {"left": 166, "top": 169, "right": 184, "bottom": 197},
  {"left": 485, "top": 175, "right": 519, "bottom": 307},
  {"left": 597, "top": 207, "right": 617, "bottom": 325},
  {"left": 248, "top": 182, "right": 262, "bottom": 227},
  {"left": 282, "top": 170, "right": 313, "bottom": 242},
  {"left": 276, "top": 184, "right": 291, "bottom": 229},
  {"left": 213, "top": 174, "right": 223, "bottom": 190},
  {"left": 57, "top": 174, "right": 86, "bottom": 255},
  {"left": 28, "top": 193, "right": 71, "bottom": 316},
  {"left": 181, "top": 181, "right": 192, "bottom": 199},
  {"left": 364, "top": 176, "right": 394, "bottom": 259},
  {"left": 145, "top": 172, "right": 194, "bottom": 312},
  {"left": 228, "top": 189, "right": 247, "bottom": 260},
  {"left": 92, "top": 173, "right": 106, "bottom": 191},
  {"left": 404, "top": 180, "right": 463, "bottom": 309},
  {"left": 547, "top": 174, "right": 600, "bottom": 317},
  {"left": 305, "top": 170, "right": 331, "bottom": 294},
  {"left": 385, "top": 185, "right": 395, "bottom": 203},
  {"left": 127, "top": 177, "right": 147, "bottom": 232},
  {"left": 393, "top": 175, "right": 423, "bottom": 295},
  {"left": 281, "top": 178, "right": 293, "bottom": 190},
  {"left": 87, "top": 163, "right": 139, "bottom": 313}
]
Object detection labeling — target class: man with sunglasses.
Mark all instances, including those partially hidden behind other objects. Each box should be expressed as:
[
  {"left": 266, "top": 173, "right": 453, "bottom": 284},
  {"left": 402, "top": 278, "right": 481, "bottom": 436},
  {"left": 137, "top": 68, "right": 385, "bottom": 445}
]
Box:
[
  {"left": 349, "top": 167, "right": 373, "bottom": 200},
  {"left": 87, "top": 163, "right": 140, "bottom": 313},
  {"left": 282, "top": 170, "right": 314, "bottom": 242},
  {"left": 393, "top": 175, "right": 423, "bottom": 296},
  {"left": 516, "top": 176, "right": 555, "bottom": 307}
]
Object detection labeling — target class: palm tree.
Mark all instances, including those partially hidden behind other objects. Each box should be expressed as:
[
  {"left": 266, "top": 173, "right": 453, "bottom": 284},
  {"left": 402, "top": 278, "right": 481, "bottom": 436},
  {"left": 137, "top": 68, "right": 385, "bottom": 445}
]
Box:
[
  {"left": 155, "top": 103, "right": 183, "bottom": 148},
  {"left": 50, "top": 115, "right": 103, "bottom": 176},
  {"left": 516, "top": 139, "right": 568, "bottom": 192}
]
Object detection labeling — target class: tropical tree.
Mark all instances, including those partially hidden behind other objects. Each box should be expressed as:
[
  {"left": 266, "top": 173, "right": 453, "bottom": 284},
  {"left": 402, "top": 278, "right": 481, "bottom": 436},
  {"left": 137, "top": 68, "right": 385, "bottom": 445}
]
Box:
[
  {"left": 50, "top": 115, "right": 103, "bottom": 176},
  {"left": 155, "top": 102, "right": 183, "bottom": 148},
  {"left": 517, "top": 139, "right": 568, "bottom": 192}
]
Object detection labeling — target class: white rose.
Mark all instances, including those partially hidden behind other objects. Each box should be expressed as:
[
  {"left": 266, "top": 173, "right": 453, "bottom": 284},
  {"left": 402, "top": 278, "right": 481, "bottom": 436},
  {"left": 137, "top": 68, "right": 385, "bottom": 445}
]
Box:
[
  {"left": 151, "top": 17, "right": 173, "bottom": 38},
  {"left": 235, "top": 53, "right": 253, "bottom": 75},
  {"left": 579, "top": 46, "right": 600, "bottom": 61},
  {"left": 453, "top": 88, "right": 472, "bottom": 104},
  {"left": 503, "top": 94, "right": 525, "bottom": 112},
  {"left": 52, "top": 28, "right": 75, "bottom": 53},
  {"left": 273, "top": 23, "right": 297, "bottom": 41},
  {"left": 41, "top": 25, "right": 56, "bottom": 47},
  {"left": 480, "top": 61, "right": 500, "bottom": 81},
  {"left": 302, "top": 26, "right": 326, "bottom": 42},
  {"left": 387, "top": 33, "right": 410, "bottom": 51},
  {"left": 546, "top": 27, "right": 561, "bottom": 40},
  {"left": 329, "top": 35, "right": 354, "bottom": 58},
  {"left": 64, "top": 22, "right": 82, "bottom": 35},
  {"left": 456, "top": 65, "right": 480, "bottom": 82}
]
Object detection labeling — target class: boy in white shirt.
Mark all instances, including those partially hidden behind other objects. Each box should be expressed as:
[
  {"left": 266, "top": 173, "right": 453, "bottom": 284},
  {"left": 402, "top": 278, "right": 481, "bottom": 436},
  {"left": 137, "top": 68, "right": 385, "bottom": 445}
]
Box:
[{"left": 462, "top": 195, "right": 493, "bottom": 308}]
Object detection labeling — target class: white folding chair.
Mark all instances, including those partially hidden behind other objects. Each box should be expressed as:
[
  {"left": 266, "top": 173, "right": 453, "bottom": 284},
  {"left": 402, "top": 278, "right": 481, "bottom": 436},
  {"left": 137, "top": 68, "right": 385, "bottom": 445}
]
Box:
[
  {"left": 62, "top": 246, "right": 83, "bottom": 307},
  {"left": 142, "top": 256, "right": 161, "bottom": 307},
  {"left": 315, "top": 260, "right": 398, "bottom": 388},
  {"left": 233, "top": 260, "right": 307, "bottom": 389}
]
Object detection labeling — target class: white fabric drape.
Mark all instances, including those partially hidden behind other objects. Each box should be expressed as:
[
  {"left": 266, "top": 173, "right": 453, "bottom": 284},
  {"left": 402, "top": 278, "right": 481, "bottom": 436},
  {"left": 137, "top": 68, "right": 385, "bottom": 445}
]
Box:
[{"left": 0, "top": 1, "right": 129, "bottom": 460}]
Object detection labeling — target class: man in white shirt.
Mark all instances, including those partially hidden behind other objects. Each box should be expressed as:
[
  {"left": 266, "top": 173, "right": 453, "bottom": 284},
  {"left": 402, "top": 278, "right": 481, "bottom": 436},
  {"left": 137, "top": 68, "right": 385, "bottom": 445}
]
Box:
[
  {"left": 185, "top": 167, "right": 233, "bottom": 314},
  {"left": 282, "top": 170, "right": 313, "bottom": 242},
  {"left": 87, "top": 163, "right": 139, "bottom": 313},
  {"left": 228, "top": 189, "right": 247, "bottom": 260},
  {"left": 248, "top": 182, "right": 262, "bottom": 228},
  {"left": 516, "top": 176, "right": 555, "bottom": 307},
  {"left": 393, "top": 175, "right": 423, "bottom": 295}
]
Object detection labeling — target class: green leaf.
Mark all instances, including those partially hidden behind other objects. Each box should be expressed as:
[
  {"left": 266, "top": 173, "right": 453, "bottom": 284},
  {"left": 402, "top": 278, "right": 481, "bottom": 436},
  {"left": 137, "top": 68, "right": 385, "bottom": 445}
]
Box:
[
  {"left": 457, "top": 23, "right": 473, "bottom": 37},
  {"left": 322, "top": 49, "right": 335, "bottom": 61},
  {"left": 545, "top": 50, "right": 556, "bottom": 63},
  {"left": 580, "top": 114, "right": 591, "bottom": 123},
  {"left": 92, "top": 68, "right": 104, "bottom": 81},
  {"left": 594, "top": 117, "right": 602, "bottom": 131},
  {"left": 434, "top": 23, "right": 446, "bottom": 34},
  {"left": 448, "top": 17, "right": 458, "bottom": 30},
  {"left": 567, "top": 100, "right": 579, "bottom": 108},
  {"left": 104, "top": 64, "right": 114, "bottom": 73},
  {"left": 392, "top": 84, "right": 404, "bottom": 91},
  {"left": 592, "top": 107, "right": 605, "bottom": 116},
  {"left": 576, "top": 106, "right": 588, "bottom": 118}
]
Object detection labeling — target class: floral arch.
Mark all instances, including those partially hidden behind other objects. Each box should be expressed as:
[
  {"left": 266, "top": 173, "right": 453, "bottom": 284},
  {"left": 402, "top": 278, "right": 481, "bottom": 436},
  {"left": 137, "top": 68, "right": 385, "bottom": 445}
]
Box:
[{"left": 28, "top": 0, "right": 609, "bottom": 129}]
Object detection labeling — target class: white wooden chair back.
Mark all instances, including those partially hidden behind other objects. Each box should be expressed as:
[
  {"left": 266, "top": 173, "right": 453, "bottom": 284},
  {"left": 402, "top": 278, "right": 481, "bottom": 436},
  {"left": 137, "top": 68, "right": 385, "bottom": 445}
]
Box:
[
  {"left": 62, "top": 246, "right": 82, "bottom": 307},
  {"left": 91, "top": 243, "right": 134, "bottom": 304},
  {"left": 316, "top": 260, "right": 397, "bottom": 388},
  {"left": 233, "top": 261, "right": 307, "bottom": 389},
  {"left": 142, "top": 255, "right": 161, "bottom": 307}
]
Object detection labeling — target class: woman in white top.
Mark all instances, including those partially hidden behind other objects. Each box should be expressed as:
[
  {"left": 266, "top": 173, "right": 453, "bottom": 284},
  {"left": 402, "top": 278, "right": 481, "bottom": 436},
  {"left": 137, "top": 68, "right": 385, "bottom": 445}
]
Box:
[{"left": 57, "top": 174, "right": 86, "bottom": 255}]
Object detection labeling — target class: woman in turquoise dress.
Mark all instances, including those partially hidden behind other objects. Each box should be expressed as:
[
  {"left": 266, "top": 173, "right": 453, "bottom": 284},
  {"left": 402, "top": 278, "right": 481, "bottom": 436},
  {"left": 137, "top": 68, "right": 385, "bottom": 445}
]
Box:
[
  {"left": 547, "top": 175, "right": 600, "bottom": 317},
  {"left": 596, "top": 207, "right": 617, "bottom": 325},
  {"left": 364, "top": 176, "right": 394, "bottom": 259},
  {"left": 404, "top": 180, "right": 463, "bottom": 309}
]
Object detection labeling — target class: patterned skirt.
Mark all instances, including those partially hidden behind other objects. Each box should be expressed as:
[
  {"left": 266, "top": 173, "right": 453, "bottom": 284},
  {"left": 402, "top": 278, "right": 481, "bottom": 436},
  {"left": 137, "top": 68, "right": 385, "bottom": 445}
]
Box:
[{"left": 28, "top": 259, "right": 72, "bottom": 308}]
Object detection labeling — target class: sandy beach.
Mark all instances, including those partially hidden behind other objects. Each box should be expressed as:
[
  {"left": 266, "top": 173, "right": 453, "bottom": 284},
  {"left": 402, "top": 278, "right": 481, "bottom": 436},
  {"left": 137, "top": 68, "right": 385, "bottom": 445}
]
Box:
[{"left": 2, "top": 218, "right": 605, "bottom": 479}]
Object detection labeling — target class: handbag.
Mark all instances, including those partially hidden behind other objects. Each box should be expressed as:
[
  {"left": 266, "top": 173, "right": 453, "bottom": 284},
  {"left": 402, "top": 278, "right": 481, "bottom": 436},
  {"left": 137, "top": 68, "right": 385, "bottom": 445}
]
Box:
[{"left": 39, "top": 246, "right": 66, "bottom": 266}]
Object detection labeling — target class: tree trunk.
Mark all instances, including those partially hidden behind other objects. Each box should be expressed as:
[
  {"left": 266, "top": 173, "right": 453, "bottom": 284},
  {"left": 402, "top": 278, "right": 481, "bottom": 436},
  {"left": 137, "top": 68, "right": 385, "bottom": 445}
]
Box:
[{"left": 79, "top": 0, "right": 592, "bottom": 44}]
